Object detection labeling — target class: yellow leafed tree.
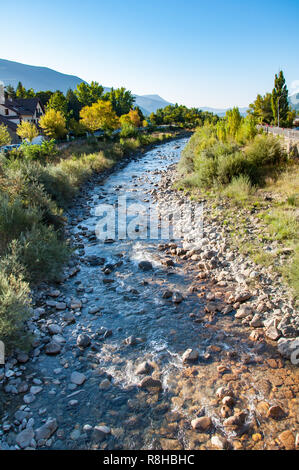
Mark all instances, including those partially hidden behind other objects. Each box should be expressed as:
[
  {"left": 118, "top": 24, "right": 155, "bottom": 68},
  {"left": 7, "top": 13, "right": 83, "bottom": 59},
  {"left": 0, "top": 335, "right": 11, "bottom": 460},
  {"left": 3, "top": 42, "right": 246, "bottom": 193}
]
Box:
[
  {"left": 39, "top": 109, "right": 67, "bottom": 140},
  {"left": 16, "top": 121, "right": 39, "bottom": 143},
  {"left": 120, "top": 109, "right": 142, "bottom": 128},
  {"left": 0, "top": 124, "right": 11, "bottom": 146},
  {"left": 80, "top": 100, "right": 119, "bottom": 135}
]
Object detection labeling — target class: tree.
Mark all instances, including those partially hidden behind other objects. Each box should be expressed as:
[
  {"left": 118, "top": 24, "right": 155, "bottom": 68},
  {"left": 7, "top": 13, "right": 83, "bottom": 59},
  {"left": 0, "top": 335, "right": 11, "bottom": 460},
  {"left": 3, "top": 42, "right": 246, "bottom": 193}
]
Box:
[
  {"left": 74, "top": 81, "right": 104, "bottom": 107},
  {"left": 16, "top": 81, "right": 27, "bottom": 98},
  {"left": 120, "top": 109, "right": 142, "bottom": 128},
  {"left": 35, "top": 91, "right": 54, "bottom": 107},
  {"left": 0, "top": 124, "right": 11, "bottom": 146},
  {"left": 248, "top": 93, "right": 273, "bottom": 124},
  {"left": 225, "top": 107, "right": 242, "bottom": 138},
  {"left": 66, "top": 89, "right": 82, "bottom": 121},
  {"left": 15, "top": 82, "right": 35, "bottom": 99},
  {"left": 5, "top": 85, "right": 16, "bottom": 100},
  {"left": 80, "top": 100, "right": 119, "bottom": 135},
  {"left": 16, "top": 121, "right": 39, "bottom": 142},
  {"left": 104, "top": 87, "right": 135, "bottom": 116},
  {"left": 40, "top": 109, "right": 67, "bottom": 140},
  {"left": 68, "top": 118, "right": 87, "bottom": 137},
  {"left": 47, "top": 91, "right": 68, "bottom": 117},
  {"left": 271, "top": 70, "right": 289, "bottom": 127}
]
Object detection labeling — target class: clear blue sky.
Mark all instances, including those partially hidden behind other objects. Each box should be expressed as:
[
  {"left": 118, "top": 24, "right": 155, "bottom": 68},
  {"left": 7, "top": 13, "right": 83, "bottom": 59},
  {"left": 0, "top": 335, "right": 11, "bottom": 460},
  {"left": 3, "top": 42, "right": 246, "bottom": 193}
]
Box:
[{"left": 2, "top": 0, "right": 299, "bottom": 108}]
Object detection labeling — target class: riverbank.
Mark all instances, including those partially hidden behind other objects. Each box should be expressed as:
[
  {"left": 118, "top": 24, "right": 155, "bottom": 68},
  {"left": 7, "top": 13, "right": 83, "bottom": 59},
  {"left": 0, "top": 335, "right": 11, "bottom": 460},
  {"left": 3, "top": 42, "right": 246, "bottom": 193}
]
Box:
[
  {"left": 0, "top": 138, "right": 298, "bottom": 451},
  {"left": 0, "top": 128, "right": 190, "bottom": 351}
]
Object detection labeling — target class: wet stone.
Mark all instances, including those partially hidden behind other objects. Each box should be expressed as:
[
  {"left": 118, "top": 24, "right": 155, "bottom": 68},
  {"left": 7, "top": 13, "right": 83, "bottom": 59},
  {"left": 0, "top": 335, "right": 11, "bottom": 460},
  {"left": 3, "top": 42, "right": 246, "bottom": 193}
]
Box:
[
  {"left": 45, "top": 342, "right": 61, "bottom": 355},
  {"left": 182, "top": 348, "right": 199, "bottom": 363},
  {"left": 136, "top": 361, "right": 153, "bottom": 375},
  {"left": 138, "top": 261, "right": 153, "bottom": 271},
  {"left": 70, "top": 372, "right": 86, "bottom": 385},
  {"left": 139, "top": 376, "right": 162, "bottom": 390},
  {"left": 16, "top": 428, "right": 34, "bottom": 449},
  {"left": 76, "top": 334, "right": 91, "bottom": 349}
]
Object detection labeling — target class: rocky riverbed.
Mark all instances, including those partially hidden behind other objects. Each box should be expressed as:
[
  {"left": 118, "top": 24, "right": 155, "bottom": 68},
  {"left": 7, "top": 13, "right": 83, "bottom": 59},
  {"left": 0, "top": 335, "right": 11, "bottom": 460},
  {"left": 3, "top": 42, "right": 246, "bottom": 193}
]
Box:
[{"left": 0, "top": 137, "right": 298, "bottom": 450}]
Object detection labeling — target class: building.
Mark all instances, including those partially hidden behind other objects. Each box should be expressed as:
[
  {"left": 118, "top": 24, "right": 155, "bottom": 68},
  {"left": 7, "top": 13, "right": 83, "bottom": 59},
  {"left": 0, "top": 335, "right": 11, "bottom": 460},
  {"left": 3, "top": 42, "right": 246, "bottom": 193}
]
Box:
[{"left": 0, "top": 83, "right": 44, "bottom": 143}]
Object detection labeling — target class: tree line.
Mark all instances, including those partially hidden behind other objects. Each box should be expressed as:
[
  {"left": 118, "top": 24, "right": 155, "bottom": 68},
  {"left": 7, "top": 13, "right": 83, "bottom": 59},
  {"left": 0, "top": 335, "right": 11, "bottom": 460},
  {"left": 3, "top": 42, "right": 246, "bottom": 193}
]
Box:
[{"left": 248, "top": 70, "right": 296, "bottom": 127}]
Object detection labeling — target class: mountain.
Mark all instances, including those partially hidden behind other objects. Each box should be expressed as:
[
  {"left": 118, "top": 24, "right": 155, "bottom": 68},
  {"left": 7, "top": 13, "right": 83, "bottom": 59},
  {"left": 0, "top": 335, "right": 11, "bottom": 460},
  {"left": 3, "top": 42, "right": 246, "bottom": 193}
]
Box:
[
  {"left": 0, "top": 58, "right": 171, "bottom": 115},
  {"left": 0, "top": 58, "right": 85, "bottom": 94},
  {"left": 133, "top": 94, "right": 172, "bottom": 115},
  {"left": 199, "top": 106, "right": 248, "bottom": 117},
  {"left": 289, "top": 90, "right": 299, "bottom": 112}
]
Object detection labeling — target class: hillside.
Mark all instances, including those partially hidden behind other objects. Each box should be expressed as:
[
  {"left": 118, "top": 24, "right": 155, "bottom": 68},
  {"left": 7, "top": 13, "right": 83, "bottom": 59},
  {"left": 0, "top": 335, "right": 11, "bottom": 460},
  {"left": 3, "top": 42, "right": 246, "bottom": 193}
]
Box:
[
  {"left": 0, "top": 58, "right": 171, "bottom": 115},
  {"left": 0, "top": 58, "right": 85, "bottom": 94}
]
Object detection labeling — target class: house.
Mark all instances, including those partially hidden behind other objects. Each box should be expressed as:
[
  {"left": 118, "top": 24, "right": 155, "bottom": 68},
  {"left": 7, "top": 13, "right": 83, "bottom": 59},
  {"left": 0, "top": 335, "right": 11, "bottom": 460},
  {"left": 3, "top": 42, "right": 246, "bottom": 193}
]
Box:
[{"left": 0, "top": 83, "right": 44, "bottom": 143}]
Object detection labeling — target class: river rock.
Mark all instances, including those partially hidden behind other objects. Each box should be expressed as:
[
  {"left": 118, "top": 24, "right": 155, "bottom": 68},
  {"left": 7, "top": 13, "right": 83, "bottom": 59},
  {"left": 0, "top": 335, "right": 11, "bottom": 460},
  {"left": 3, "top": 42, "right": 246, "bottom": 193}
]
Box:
[
  {"left": 191, "top": 416, "right": 212, "bottom": 431},
  {"left": 70, "top": 372, "right": 86, "bottom": 385},
  {"left": 211, "top": 435, "right": 228, "bottom": 450},
  {"left": 139, "top": 376, "right": 162, "bottom": 390},
  {"left": 45, "top": 341, "right": 61, "bottom": 355},
  {"left": 76, "top": 333, "right": 91, "bottom": 348},
  {"left": 265, "top": 326, "right": 281, "bottom": 341},
  {"left": 17, "top": 352, "right": 29, "bottom": 363},
  {"left": 93, "top": 425, "right": 111, "bottom": 441},
  {"left": 267, "top": 405, "right": 285, "bottom": 419},
  {"left": 138, "top": 261, "right": 153, "bottom": 271},
  {"left": 35, "top": 418, "right": 58, "bottom": 441},
  {"left": 63, "top": 312, "right": 76, "bottom": 324},
  {"left": 136, "top": 361, "right": 153, "bottom": 375},
  {"left": 222, "top": 396, "right": 235, "bottom": 408},
  {"left": 182, "top": 348, "right": 199, "bottom": 363},
  {"left": 278, "top": 430, "right": 295, "bottom": 450},
  {"left": 172, "top": 291, "right": 183, "bottom": 303},
  {"left": 16, "top": 428, "right": 35, "bottom": 449},
  {"left": 277, "top": 337, "right": 299, "bottom": 361},
  {"left": 48, "top": 324, "right": 62, "bottom": 335},
  {"left": 55, "top": 302, "right": 66, "bottom": 310},
  {"left": 162, "top": 290, "right": 173, "bottom": 299}
]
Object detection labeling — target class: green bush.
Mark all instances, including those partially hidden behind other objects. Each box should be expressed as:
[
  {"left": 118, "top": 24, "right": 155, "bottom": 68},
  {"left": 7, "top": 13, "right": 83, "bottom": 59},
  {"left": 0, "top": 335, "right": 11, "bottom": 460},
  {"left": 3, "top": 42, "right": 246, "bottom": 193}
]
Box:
[
  {"left": 245, "top": 134, "right": 286, "bottom": 167},
  {"left": 0, "top": 194, "right": 41, "bottom": 253},
  {"left": 217, "top": 151, "right": 253, "bottom": 185},
  {"left": 120, "top": 123, "right": 138, "bottom": 138},
  {"left": 22, "top": 139, "right": 58, "bottom": 162},
  {"left": 17, "top": 224, "right": 71, "bottom": 283},
  {"left": 222, "top": 175, "right": 254, "bottom": 201},
  {"left": 0, "top": 252, "right": 31, "bottom": 351}
]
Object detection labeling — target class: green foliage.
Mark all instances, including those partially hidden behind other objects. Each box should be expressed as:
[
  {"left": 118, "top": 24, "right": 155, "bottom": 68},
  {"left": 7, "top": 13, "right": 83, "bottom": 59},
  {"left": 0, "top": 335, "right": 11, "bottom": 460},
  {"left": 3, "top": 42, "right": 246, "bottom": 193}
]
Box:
[
  {"left": 245, "top": 134, "right": 286, "bottom": 167},
  {"left": 74, "top": 81, "right": 104, "bottom": 107},
  {"left": 47, "top": 90, "right": 68, "bottom": 117},
  {"left": 17, "top": 224, "right": 71, "bottom": 283},
  {"left": 222, "top": 175, "right": 254, "bottom": 202},
  {"left": 0, "top": 194, "right": 41, "bottom": 253},
  {"left": 120, "top": 123, "right": 138, "bottom": 138},
  {"left": 103, "top": 87, "right": 135, "bottom": 117},
  {"left": 248, "top": 93, "right": 273, "bottom": 124},
  {"left": 0, "top": 124, "right": 11, "bottom": 146},
  {"left": 0, "top": 251, "right": 31, "bottom": 351},
  {"left": 178, "top": 124, "right": 286, "bottom": 189},
  {"left": 20, "top": 139, "right": 58, "bottom": 163},
  {"left": 271, "top": 70, "right": 289, "bottom": 127},
  {"left": 150, "top": 104, "right": 218, "bottom": 128}
]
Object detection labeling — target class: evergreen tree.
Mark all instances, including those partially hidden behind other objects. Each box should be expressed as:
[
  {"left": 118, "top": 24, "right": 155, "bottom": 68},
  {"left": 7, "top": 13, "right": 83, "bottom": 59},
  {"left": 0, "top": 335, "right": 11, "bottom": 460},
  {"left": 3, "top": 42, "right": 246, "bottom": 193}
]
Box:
[
  {"left": 66, "top": 89, "right": 82, "bottom": 121},
  {"left": 271, "top": 71, "right": 289, "bottom": 126}
]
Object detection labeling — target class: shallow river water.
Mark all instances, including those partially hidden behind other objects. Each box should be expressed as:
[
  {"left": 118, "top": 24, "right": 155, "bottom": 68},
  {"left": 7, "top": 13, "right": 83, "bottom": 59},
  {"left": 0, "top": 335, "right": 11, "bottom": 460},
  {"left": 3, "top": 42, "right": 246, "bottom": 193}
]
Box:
[{"left": 1, "top": 138, "right": 298, "bottom": 450}]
